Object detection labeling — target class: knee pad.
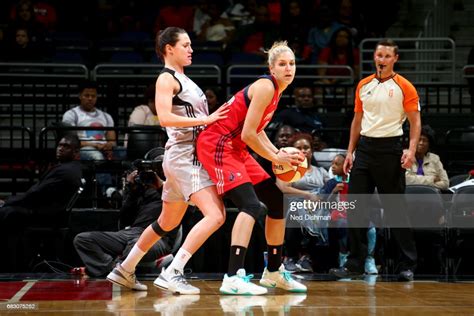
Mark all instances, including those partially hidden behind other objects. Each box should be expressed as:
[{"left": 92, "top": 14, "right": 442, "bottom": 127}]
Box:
[
  {"left": 240, "top": 203, "right": 266, "bottom": 221},
  {"left": 227, "top": 183, "right": 266, "bottom": 221},
  {"left": 255, "top": 179, "right": 284, "bottom": 219},
  {"left": 151, "top": 220, "right": 169, "bottom": 237}
]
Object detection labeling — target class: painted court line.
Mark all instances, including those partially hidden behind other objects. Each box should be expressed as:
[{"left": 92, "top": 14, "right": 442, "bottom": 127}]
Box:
[{"left": 8, "top": 281, "right": 36, "bottom": 302}]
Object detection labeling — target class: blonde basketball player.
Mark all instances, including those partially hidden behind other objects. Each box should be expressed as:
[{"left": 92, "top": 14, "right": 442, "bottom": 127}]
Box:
[{"left": 197, "top": 41, "right": 307, "bottom": 295}]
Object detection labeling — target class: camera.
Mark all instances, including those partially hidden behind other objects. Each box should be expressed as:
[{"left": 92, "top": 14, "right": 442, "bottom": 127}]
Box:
[{"left": 132, "top": 159, "right": 164, "bottom": 185}]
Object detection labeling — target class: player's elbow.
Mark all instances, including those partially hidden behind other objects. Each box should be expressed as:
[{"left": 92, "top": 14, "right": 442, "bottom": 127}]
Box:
[
  {"left": 241, "top": 131, "right": 256, "bottom": 144},
  {"left": 158, "top": 115, "right": 172, "bottom": 127}
]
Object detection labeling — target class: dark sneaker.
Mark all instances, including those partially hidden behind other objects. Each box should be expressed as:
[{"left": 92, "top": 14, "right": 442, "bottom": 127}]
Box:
[
  {"left": 398, "top": 270, "right": 414, "bottom": 281},
  {"left": 283, "top": 257, "right": 298, "bottom": 272},
  {"left": 296, "top": 255, "right": 313, "bottom": 273},
  {"left": 329, "top": 267, "right": 363, "bottom": 279}
]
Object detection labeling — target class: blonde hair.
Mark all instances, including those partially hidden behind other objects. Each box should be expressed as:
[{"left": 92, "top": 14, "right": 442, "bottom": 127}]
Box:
[{"left": 265, "top": 41, "right": 294, "bottom": 66}]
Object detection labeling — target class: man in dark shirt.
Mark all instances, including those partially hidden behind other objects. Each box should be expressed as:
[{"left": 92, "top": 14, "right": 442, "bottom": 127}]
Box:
[
  {"left": 0, "top": 134, "right": 83, "bottom": 271},
  {"left": 273, "top": 86, "right": 323, "bottom": 133},
  {"left": 73, "top": 156, "right": 180, "bottom": 277}
]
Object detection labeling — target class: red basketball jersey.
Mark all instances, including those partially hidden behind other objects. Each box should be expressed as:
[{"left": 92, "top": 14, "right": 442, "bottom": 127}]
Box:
[{"left": 204, "top": 75, "right": 280, "bottom": 150}]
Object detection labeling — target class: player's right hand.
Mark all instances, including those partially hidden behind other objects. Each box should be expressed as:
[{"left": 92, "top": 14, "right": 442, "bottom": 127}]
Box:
[
  {"left": 205, "top": 103, "right": 230, "bottom": 125},
  {"left": 343, "top": 152, "right": 353, "bottom": 174},
  {"left": 275, "top": 147, "right": 304, "bottom": 166}
]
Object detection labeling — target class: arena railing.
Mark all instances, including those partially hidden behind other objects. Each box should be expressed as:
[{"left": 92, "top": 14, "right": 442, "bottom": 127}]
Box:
[
  {"left": 226, "top": 64, "right": 355, "bottom": 112},
  {"left": 91, "top": 64, "right": 221, "bottom": 126},
  {"left": 0, "top": 126, "right": 36, "bottom": 195},
  {"left": 0, "top": 63, "right": 90, "bottom": 137},
  {"left": 359, "top": 38, "right": 456, "bottom": 84}
]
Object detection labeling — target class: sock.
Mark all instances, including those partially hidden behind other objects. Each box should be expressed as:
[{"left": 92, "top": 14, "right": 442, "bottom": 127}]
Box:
[
  {"left": 267, "top": 244, "right": 283, "bottom": 272},
  {"left": 228, "top": 245, "right": 247, "bottom": 276},
  {"left": 367, "top": 227, "right": 376, "bottom": 256},
  {"left": 120, "top": 245, "right": 146, "bottom": 273},
  {"left": 166, "top": 248, "right": 192, "bottom": 274}
]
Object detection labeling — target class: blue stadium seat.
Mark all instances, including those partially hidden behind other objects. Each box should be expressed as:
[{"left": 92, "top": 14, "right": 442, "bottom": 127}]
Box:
[
  {"left": 229, "top": 52, "right": 265, "bottom": 65},
  {"left": 192, "top": 52, "right": 224, "bottom": 66},
  {"left": 109, "top": 51, "right": 144, "bottom": 63}
]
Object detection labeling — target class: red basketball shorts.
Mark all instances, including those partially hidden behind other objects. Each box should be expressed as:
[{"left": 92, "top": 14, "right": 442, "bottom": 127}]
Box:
[{"left": 196, "top": 130, "right": 270, "bottom": 195}]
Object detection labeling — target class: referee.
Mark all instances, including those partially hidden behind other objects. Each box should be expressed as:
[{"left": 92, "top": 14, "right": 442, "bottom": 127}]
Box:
[{"left": 330, "top": 39, "right": 421, "bottom": 281}]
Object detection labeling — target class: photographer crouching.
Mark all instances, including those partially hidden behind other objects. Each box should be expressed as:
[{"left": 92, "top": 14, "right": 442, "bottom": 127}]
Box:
[{"left": 73, "top": 150, "right": 181, "bottom": 277}]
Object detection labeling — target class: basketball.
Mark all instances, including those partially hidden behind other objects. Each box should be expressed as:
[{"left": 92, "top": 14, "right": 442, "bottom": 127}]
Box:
[{"left": 272, "top": 147, "right": 309, "bottom": 182}]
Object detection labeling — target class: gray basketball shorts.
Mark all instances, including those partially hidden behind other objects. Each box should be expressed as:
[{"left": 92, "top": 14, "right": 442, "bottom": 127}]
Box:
[{"left": 161, "top": 143, "right": 214, "bottom": 203}]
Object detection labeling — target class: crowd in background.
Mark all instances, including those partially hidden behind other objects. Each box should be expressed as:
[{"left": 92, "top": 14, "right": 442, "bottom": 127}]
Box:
[{"left": 0, "top": 0, "right": 400, "bottom": 66}]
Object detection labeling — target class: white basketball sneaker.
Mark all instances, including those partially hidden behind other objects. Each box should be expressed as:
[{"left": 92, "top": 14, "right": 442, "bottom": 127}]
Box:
[
  {"left": 153, "top": 267, "right": 200, "bottom": 295},
  {"left": 260, "top": 264, "right": 307, "bottom": 293},
  {"left": 106, "top": 263, "right": 147, "bottom": 291},
  {"left": 220, "top": 269, "right": 268, "bottom": 295}
]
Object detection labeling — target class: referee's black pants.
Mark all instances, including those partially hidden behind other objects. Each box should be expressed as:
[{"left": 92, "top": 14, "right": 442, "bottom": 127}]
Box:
[{"left": 344, "top": 136, "right": 417, "bottom": 273}]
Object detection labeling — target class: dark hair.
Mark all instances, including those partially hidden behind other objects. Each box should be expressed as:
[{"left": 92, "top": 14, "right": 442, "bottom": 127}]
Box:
[
  {"left": 155, "top": 27, "right": 187, "bottom": 60},
  {"left": 61, "top": 134, "right": 81, "bottom": 150},
  {"left": 16, "top": 0, "right": 34, "bottom": 17},
  {"left": 376, "top": 38, "right": 398, "bottom": 55},
  {"left": 289, "top": 132, "right": 314, "bottom": 151},
  {"left": 144, "top": 84, "right": 155, "bottom": 102},
  {"left": 328, "top": 27, "right": 355, "bottom": 67},
  {"left": 334, "top": 153, "right": 346, "bottom": 161},
  {"left": 78, "top": 80, "right": 98, "bottom": 93},
  {"left": 420, "top": 124, "right": 436, "bottom": 148}
]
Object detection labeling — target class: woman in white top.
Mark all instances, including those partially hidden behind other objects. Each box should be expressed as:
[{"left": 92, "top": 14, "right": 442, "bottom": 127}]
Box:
[{"left": 107, "top": 27, "right": 229, "bottom": 295}]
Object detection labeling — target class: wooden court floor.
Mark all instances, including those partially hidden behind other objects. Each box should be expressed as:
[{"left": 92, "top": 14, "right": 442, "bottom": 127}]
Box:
[{"left": 1, "top": 274, "right": 474, "bottom": 315}]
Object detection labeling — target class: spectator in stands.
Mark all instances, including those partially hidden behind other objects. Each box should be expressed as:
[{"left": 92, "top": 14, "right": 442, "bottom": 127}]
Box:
[
  {"left": 274, "top": 125, "right": 296, "bottom": 149},
  {"left": 279, "top": 133, "right": 331, "bottom": 272},
  {"left": 5, "top": 27, "right": 35, "bottom": 62},
  {"left": 320, "top": 154, "right": 378, "bottom": 274},
  {"left": 266, "top": 0, "right": 281, "bottom": 24},
  {"left": 124, "top": 84, "right": 161, "bottom": 149},
  {"left": 62, "top": 80, "right": 117, "bottom": 161},
  {"left": 257, "top": 125, "right": 296, "bottom": 181},
  {"left": 311, "top": 131, "right": 347, "bottom": 171},
  {"left": 73, "top": 152, "right": 181, "bottom": 277},
  {"left": 193, "top": 0, "right": 211, "bottom": 37},
  {"left": 307, "top": 5, "right": 342, "bottom": 63},
  {"left": 225, "top": 0, "right": 257, "bottom": 27},
  {"left": 280, "top": 0, "right": 311, "bottom": 63},
  {"left": 273, "top": 86, "right": 323, "bottom": 133},
  {"left": 0, "top": 135, "right": 82, "bottom": 272},
  {"left": 204, "top": 87, "right": 223, "bottom": 114},
  {"left": 311, "top": 132, "right": 328, "bottom": 152},
  {"left": 9, "top": 0, "right": 57, "bottom": 31},
  {"left": 5, "top": 27, "right": 41, "bottom": 62},
  {"left": 128, "top": 84, "right": 159, "bottom": 127},
  {"left": 317, "top": 27, "right": 360, "bottom": 84},
  {"left": 334, "top": 0, "right": 364, "bottom": 42},
  {"left": 406, "top": 125, "right": 449, "bottom": 190},
  {"left": 153, "top": 1, "right": 194, "bottom": 34},
  {"left": 7, "top": 0, "right": 45, "bottom": 43},
  {"left": 31, "top": 1, "right": 57, "bottom": 31},
  {"left": 230, "top": 4, "right": 279, "bottom": 56},
  {"left": 197, "top": 3, "right": 235, "bottom": 48}
]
